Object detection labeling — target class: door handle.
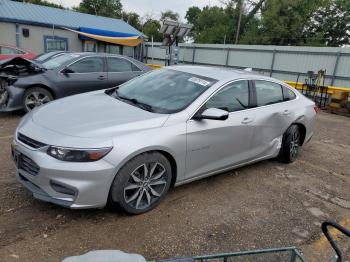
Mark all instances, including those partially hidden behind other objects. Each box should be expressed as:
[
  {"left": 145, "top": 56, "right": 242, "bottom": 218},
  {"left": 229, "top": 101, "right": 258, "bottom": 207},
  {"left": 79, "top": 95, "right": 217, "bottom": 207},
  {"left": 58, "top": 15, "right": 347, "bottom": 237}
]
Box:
[
  {"left": 97, "top": 75, "right": 106, "bottom": 80},
  {"left": 283, "top": 109, "right": 291, "bottom": 115},
  {"left": 241, "top": 117, "right": 253, "bottom": 124}
]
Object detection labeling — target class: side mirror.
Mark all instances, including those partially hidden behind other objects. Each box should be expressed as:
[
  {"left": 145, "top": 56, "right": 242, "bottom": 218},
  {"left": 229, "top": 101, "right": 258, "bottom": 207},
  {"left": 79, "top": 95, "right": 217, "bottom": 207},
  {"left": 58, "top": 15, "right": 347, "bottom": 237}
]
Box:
[
  {"left": 61, "top": 67, "right": 74, "bottom": 75},
  {"left": 194, "top": 108, "right": 229, "bottom": 121}
]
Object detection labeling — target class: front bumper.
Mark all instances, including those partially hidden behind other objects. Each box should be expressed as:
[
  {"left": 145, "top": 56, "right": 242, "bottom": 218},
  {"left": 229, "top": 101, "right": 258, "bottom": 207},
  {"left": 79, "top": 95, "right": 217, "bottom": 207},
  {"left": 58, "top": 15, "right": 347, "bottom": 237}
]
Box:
[
  {"left": 12, "top": 139, "right": 117, "bottom": 209},
  {"left": 0, "top": 85, "right": 25, "bottom": 112}
]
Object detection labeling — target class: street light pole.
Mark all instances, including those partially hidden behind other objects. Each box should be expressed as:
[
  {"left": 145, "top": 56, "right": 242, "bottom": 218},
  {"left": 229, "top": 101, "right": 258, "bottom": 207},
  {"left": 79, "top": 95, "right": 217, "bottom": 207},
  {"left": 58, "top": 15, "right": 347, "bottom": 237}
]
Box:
[{"left": 235, "top": 0, "right": 244, "bottom": 44}]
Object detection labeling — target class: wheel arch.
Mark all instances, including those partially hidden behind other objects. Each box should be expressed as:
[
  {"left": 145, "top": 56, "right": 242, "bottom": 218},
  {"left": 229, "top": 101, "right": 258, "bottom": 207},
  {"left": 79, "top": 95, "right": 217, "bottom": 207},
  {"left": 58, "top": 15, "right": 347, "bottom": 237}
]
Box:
[{"left": 25, "top": 84, "right": 56, "bottom": 99}]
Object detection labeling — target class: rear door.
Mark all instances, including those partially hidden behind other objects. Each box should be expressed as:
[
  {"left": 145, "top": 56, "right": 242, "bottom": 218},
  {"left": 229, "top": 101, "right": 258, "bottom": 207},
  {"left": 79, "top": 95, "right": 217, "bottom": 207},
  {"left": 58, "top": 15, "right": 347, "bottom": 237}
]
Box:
[
  {"left": 186, "top": 80, "right": 257, "bottom": 179},
  {"left": 106, "top": 57, "right": 143, "bottom": 87},
  {"left": 249, "top": 80, "right": 297, "bottom": 158},
  {"left": 58, "top": 56, "right": 108, "bottom": 96}
]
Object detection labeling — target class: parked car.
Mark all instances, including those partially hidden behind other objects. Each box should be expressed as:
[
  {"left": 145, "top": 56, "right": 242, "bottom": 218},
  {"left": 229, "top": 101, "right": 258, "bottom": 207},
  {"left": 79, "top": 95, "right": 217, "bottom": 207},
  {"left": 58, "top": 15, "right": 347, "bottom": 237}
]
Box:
[
  {"left": 0, "top": 53, "right": 151, "bottom": 112},
  {"left": 0, "top": 44, "right": 36, "bottom": 60},
  {"left": 34, "top": 51, "right": 70, "bottom": 63},
  {"left": 12, "top": 66, "right": 316, "bottom": 214}
]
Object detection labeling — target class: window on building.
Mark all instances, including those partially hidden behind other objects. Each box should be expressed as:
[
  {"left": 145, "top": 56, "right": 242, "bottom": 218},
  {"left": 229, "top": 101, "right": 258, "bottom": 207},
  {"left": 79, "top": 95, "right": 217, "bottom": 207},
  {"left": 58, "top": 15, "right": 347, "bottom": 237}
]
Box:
[
  {"left": 44, "top": 36, "right": 68, "bottom": 52},
  {"left": 68, "top": 57, "right": 104, "bottom": 73},
  {"left": 106, "top": 45, "right": 120, "bottom": 54},
  {"left": 255, "top": 80, "right": 284, "bottom": 106},
  {"left": 0, "top": 47, "right": 24, "bottom": 54},
  {"left": 84, "top": 41, "right": 97, "bottom": 52},
  {"left": 107, "top": 57, "right": 140, "bottom": 72}
]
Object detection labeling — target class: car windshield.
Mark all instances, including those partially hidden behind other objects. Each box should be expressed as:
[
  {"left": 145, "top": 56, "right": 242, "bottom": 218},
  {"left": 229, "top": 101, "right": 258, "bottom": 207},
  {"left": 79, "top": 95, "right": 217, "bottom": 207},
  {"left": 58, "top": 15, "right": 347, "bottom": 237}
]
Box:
[
  {"left": 114, "top": 69, "right": 217, "bottom": 114},
  {"left": 42, "top": 53, "right": 81, "bottom": 69}
]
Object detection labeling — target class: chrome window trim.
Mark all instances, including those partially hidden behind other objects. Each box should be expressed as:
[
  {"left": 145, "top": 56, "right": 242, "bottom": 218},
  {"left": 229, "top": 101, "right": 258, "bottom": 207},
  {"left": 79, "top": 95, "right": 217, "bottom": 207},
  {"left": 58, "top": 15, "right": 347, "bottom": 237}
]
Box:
[
  {"left": 107, "top": 56, "right": 142, "bottom": 73},
  {"left": 59, "top": 55, "right": 105, "bottom": 74},
  {"left": 188, "top": 77, "right": 300, "bottom": 121}
]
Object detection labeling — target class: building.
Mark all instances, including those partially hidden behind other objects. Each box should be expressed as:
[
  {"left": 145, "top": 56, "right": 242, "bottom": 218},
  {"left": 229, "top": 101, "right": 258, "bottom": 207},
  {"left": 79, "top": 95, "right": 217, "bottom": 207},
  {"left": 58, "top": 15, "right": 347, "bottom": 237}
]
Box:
[{"left": 0, "top": 0, "right": 144, "bottom": 57}]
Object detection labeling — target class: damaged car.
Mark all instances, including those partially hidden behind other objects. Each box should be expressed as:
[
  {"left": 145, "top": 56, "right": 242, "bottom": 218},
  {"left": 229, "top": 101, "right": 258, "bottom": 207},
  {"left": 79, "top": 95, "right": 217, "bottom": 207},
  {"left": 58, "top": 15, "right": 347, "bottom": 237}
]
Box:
[{"left": 0, "top": 53, "right": 151, "bottom": 112}]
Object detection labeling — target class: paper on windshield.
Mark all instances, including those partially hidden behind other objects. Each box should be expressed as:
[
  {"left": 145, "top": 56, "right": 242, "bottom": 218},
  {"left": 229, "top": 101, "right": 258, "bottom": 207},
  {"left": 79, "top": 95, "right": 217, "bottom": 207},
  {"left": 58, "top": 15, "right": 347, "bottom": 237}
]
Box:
[{"left": 188, "top": 77, "right": 211, "bottom": 87}]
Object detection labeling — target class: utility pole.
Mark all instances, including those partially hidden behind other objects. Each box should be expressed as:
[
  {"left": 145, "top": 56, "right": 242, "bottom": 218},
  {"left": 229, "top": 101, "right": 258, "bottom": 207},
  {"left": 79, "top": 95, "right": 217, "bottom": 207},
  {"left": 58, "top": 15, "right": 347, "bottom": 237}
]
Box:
[{"left": 235, "top": 0, "right": 244, "bottom": 44}]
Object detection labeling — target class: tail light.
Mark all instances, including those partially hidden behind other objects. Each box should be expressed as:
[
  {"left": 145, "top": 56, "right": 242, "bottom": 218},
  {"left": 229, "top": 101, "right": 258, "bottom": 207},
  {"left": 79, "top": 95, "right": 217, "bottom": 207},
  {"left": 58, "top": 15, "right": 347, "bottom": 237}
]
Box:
[{"left": 313, "top": 106, "right": 319, "bottom": 113}]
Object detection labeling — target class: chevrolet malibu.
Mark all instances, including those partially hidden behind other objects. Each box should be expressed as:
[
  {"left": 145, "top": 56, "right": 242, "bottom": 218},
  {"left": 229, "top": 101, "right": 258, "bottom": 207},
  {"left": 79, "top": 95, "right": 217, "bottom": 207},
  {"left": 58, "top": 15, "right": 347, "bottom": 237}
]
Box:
[{"left": 12, "top": 66, "right": 316, "bottom": 214}]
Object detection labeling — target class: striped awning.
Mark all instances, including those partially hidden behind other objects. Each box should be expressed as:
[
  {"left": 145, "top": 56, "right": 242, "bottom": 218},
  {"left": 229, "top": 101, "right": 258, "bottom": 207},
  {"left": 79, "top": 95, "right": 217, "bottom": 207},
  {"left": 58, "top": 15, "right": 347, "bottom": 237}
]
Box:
[{"left": 63, "top": 27, "right": 143, "bottom": 47}]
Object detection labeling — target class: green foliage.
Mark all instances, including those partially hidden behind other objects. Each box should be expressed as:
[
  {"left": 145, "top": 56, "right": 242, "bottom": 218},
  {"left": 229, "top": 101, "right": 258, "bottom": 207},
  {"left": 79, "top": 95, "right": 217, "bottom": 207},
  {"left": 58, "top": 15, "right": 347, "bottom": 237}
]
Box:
[
  {"left": 122, "top": 11, "right": 142, "bottom": 31},
  {"left": 304, "top": 0, "right": 350, "bottom": 46},
  {"left": 74, "top": 0, "right": 123, "bottom": 19},
  {"left": 142, "top": 19, "right": 162, "bottom": 42},
  {"left": 160, "top": 10, "right": 180, "bottom": 21},
  {"left": 13, "top": 0, "right": 64, "bottom": 9}
]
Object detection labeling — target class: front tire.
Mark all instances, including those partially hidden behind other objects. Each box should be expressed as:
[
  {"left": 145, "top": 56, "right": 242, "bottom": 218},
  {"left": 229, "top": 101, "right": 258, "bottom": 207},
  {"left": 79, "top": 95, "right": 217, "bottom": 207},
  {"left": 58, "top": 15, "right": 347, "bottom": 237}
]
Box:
[
  {"left": 109, "top": 152, "right": 172, "bottom": 215},
  {"left": 23, "top": 87, "right": 53, "bottom": 112},
  {"left": 278, "top": 125, "right": 300, "bottom": 163}
]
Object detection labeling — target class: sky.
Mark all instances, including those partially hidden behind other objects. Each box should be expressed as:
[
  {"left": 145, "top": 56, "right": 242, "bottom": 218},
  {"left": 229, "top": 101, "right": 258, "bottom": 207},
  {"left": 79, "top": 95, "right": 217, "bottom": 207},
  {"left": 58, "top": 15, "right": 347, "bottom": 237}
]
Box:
[{"left": 47, "top": 0, "right": 223, "bottom": 21}]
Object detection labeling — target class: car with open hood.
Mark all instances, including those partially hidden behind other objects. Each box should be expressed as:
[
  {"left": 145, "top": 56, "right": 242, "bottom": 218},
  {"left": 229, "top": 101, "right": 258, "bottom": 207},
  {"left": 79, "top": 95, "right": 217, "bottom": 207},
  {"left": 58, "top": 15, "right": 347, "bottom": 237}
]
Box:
[{"left": 0, "top": 52, "right": 151, "bottom": 112}]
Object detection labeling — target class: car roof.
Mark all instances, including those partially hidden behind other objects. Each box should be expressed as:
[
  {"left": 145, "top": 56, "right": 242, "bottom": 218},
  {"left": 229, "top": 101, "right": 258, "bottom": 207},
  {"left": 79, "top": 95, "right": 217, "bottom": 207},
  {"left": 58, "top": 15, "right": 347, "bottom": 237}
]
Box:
[{"left": 167, "top": 65, "right": 275, "bottom": 82}]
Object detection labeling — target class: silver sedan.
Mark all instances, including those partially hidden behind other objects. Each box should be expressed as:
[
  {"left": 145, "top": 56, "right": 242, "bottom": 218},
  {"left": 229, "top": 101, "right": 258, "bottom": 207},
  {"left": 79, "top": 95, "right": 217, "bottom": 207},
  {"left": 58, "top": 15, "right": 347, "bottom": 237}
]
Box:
[{"left": 12, "top": 66, "right": 316, "bottom": 214}]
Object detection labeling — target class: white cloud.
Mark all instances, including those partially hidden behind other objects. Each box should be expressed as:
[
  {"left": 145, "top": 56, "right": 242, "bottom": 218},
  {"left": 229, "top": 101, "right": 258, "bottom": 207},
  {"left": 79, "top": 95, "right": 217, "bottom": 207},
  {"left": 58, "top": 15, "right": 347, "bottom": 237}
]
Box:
[{"left": 47, "top": 0, "right": 223, "bottom": 20}]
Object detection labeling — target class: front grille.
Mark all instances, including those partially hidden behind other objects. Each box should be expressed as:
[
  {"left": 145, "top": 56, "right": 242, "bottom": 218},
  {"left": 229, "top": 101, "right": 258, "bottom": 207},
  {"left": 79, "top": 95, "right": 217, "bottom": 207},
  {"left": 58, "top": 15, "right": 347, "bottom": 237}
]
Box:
[
  {"left": 19, "top": 154, "right": 40, "bottom": 176},
  {"left": 18, "top": 133, "right": 47, "bottom": 149}
]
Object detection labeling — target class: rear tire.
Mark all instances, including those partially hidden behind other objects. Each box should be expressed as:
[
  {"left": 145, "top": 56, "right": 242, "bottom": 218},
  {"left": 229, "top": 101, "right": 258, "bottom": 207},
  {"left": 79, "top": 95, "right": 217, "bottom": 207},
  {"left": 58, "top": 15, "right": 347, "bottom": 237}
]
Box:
[
  {"left": 23, "top": 87, "right": 53, "bottom": 112},
  {"left": 109, "top": 152, "right": 172, "bottom": 215},
  {"left": 278, "top": 125, "right": 300, "bottom": 163}
]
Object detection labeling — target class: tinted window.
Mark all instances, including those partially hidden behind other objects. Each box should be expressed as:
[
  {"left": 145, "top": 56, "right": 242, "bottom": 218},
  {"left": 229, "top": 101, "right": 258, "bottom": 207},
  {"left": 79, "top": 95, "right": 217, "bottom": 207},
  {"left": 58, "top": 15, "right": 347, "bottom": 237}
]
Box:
[
  {"left": 255, "top": 81, "right": 283, "bottom": 106},
  {"left": 69, "top": 57, "right": 104, "bottom": 73},
  {"left": 206, "top": 80, "right": 249, "bottom": 112},
  {"left": 115, "top": 69, "right": 217, "bottom": 113},
  {"left": 108, "top": 57, "right": 139, "bottom": 72},
  {"left": 43, "top": 53, "right": 80, "bottom": 69},
  {"left": 1, "top": 47, "right": 24, "bottom": 54},
  {"left": 283, "top": 86, "right": 297, "bottom": 101}
]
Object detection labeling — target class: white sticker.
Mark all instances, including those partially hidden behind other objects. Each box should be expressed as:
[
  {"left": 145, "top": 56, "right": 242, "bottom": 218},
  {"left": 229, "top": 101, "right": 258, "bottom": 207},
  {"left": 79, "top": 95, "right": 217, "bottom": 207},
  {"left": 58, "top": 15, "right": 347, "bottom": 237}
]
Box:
[{"left": 188, "top": 77, "right": 211, "bottom": 87}]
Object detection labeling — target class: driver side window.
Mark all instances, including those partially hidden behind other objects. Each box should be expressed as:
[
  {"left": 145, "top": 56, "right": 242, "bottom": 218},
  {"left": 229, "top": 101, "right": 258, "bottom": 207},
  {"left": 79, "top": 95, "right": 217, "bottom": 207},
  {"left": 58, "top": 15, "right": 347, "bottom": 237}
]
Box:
[{"left": 206, "top": 80, "right": 249, "bottom": 112}]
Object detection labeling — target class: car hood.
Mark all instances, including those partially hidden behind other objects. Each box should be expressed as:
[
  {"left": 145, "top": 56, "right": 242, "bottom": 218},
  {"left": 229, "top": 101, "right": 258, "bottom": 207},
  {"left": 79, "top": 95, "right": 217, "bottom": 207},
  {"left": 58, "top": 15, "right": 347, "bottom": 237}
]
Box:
[{"left": 32, "top": 91, "right": 169, "bottom": 138}]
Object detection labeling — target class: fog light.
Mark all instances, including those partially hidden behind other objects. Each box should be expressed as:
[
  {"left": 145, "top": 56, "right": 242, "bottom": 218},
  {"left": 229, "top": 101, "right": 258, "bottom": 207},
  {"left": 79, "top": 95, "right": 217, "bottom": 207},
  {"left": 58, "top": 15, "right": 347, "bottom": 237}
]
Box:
[{"left": 50, "top": 181, "right": 76, "bottom": 196}]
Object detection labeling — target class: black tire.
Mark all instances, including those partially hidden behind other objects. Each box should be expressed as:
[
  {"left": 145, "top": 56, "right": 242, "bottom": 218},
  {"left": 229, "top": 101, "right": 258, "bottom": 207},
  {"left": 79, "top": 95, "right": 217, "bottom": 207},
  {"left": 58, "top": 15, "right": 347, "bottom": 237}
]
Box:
[
  {"left": 23, "top": 87, "right": 53, "bottom": 112},
  {"left": 109, "top": 152, "right": 172, "bottom": 215},
  {"left": 278, "top": 125, "right": 300, "bottom": 163}
]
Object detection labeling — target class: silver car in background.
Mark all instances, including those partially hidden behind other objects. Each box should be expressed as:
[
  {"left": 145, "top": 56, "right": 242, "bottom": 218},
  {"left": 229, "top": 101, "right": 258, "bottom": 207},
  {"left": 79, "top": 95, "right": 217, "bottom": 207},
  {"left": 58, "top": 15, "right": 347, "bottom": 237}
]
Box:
[{"left": 12, "top": 66, "right": 316, "bottom": 214}]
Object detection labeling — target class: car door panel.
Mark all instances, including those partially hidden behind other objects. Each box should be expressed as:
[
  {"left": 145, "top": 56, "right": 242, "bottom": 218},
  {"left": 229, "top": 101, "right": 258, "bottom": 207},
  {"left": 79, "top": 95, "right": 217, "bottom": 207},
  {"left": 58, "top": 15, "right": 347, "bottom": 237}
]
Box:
[
  {"left": 59, "top": 56, "right": 108, "bottom": 96},
  {"left": 186, "top": 111, "right": 256, "bottom": 179},
  {"left": 249, "top": 80, "right": 297, "bottom": 159},
  {"left": 185, "top": 80, "right": 256, "bottom": 179}
]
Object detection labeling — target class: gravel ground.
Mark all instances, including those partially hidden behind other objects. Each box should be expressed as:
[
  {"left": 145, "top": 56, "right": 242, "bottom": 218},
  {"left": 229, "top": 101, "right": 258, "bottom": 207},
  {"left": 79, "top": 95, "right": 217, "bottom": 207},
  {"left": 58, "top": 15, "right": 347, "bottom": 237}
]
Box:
[{"left": 0, "top": 111, "right": 349, "bottom": 262}]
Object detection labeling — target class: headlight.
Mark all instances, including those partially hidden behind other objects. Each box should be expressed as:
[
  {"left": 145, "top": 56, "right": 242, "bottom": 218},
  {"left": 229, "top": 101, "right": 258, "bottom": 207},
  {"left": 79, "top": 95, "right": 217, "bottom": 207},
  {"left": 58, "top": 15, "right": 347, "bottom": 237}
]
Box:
[{"left": 47, "top": 146, "right": 112, "bottom": 162}]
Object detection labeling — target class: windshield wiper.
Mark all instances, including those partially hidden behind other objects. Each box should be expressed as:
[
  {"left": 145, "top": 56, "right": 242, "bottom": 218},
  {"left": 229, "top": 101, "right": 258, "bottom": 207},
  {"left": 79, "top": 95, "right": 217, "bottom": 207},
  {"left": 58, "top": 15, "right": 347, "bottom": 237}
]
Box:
[{"left": 115, "top": 91, "right": 154, "bottom": 112}]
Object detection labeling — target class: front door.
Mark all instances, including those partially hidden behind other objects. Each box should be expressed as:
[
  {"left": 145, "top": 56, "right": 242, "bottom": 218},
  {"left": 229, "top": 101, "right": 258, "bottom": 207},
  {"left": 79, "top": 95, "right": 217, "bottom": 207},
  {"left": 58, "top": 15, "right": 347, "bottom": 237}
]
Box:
[
  {"left": 186, "top": 80, "right": 256, "bottom": 179},
  {"left": 58, "top": 56, "right": 108, "bottom": 96}
]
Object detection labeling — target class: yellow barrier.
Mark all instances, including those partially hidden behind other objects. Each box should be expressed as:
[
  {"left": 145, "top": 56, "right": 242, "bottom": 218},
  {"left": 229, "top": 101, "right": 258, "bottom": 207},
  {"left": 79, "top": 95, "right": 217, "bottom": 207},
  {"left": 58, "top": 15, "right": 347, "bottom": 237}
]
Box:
[
  {"left": 284, "top": 81, "right": 350, "bottom": 94},
  {"left": 145, "top": 64, "right": 163, "bottom": 70}
]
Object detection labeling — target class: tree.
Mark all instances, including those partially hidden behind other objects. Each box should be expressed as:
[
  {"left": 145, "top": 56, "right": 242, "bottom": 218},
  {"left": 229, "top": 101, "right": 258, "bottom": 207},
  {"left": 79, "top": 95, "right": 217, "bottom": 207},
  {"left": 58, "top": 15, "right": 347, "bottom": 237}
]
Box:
[
  {"left": 250, "top": 0, "right": 324, "bottom": 45},
  {"left": 74, "top": 0, "right": 123, "bottom": 19},
  {"left": 160, "top": 10, "right": 180, "bottom": 21},
  {"left": 13, "top": 0, "right": 64, "bottom": 9},
  {"left": 122, "top": 11, "right": 142, "bottom": 31},
  {"left": 305, "top": 0, "right": 350, "bottom": 46},
  {"left": 142, "top": 19, "right": 162, "bottom": 42}
]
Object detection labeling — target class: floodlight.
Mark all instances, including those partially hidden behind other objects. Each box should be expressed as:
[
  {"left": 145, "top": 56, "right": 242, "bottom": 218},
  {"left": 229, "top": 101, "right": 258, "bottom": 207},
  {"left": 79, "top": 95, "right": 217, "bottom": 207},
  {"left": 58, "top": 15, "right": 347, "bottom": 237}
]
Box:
[{"left": 159, "top": 20, "right": 178, "bottom": 35}]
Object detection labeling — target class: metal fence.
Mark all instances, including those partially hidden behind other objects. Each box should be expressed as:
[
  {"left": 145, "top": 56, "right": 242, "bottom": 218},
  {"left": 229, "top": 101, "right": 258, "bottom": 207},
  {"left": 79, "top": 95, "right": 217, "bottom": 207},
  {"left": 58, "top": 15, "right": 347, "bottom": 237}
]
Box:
[{"left": 144, "top": 43, "right": 350, "bottom": 88}]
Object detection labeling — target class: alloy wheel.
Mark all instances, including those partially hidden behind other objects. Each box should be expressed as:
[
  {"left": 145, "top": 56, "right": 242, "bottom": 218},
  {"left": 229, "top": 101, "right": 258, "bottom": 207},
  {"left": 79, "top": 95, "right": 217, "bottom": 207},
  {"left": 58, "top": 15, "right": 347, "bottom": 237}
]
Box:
[
  {"left": 25, "top": 91, "right": 51, "bottom": 111},
  {"left": 123, "top": 162, "right": 167, "bottom": 210},
  {"left": 289, "top": 130, "right": 300, "bottom": 159}
]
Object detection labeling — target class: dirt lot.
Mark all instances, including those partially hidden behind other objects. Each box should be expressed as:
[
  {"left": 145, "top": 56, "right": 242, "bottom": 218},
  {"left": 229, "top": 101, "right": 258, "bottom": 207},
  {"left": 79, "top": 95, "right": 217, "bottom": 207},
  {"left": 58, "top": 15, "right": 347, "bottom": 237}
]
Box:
[{"left": 0, "top": 111, "right": 349, "bottom": 262}]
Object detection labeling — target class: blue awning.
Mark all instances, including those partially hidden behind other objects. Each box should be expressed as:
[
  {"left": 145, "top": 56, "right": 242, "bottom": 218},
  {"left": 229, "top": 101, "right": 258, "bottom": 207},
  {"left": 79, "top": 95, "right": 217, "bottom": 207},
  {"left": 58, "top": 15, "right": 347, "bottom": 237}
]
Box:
[{"left": 79, "top": 27, "right": 140, "bottom": 38}]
